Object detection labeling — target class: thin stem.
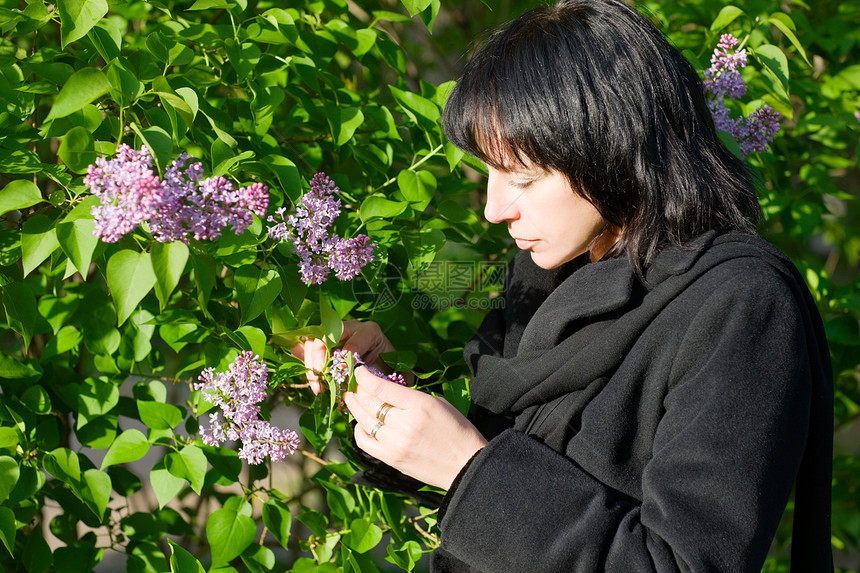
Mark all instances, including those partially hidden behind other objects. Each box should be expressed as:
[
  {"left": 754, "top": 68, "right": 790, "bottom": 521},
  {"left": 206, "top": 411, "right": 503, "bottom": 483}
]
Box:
[{"left": 373, "top": 143, "right": 445, "bottom": 193}]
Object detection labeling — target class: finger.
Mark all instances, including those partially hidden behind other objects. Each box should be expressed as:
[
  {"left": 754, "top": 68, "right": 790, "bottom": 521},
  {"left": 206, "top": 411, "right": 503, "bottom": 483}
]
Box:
[
  {"left": 343, "top": 389, "right": 377, "bottom": 435},
  {"left": 342, "top": 322, "right": 392, "bottom": 365},
  {"left": 354, "top": 366, "right": 418, "bottom": 406},
  {"left": 290, "top": 342, "right": 305, "bottom": 361},
  {"left": 352, "top": 416, "right": 390, "bottom": 459},
  {"left": 301, "top": 339, "right": 328, "bottom": 394},
  {"left": 349, "top": 384, "right": 402, "bottom": 426}
]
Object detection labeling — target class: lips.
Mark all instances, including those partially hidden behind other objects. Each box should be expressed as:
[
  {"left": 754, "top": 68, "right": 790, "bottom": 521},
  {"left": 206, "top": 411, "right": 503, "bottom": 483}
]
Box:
[{"left": 514, "top": 237, "right": 539, "bottom": 250}]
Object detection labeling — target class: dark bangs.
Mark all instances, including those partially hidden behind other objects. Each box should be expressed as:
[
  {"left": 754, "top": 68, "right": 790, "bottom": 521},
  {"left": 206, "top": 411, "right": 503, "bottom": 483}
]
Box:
[{"left": 442, "top": 0, "right": 761, "bottom": 274}]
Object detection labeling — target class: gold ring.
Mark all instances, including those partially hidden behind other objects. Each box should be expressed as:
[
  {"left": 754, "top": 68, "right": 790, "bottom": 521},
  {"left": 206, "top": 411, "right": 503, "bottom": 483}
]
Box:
[
  {"left": 370, "top": 421, "right": 384, "bottom": 440},
  {"left": 376, "top": 402, "right": 393, "bottom": 423}
]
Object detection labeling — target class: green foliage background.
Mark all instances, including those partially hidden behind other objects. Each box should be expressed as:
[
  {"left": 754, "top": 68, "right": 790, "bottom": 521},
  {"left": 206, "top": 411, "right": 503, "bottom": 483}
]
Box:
[{"left": 0, "top": 0, "right": 857, "bottom": 572}]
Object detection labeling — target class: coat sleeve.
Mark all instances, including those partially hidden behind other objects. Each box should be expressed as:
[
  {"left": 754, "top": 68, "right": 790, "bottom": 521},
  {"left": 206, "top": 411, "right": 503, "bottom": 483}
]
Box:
[{"left": 437, "top": 263, "right": 814, "bottom": 572}]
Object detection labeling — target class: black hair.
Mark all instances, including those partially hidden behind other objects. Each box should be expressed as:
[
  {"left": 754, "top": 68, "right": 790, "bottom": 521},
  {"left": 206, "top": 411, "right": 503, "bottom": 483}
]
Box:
[{"left": 442, "top": 0, "right": 761, "bottom": 274}]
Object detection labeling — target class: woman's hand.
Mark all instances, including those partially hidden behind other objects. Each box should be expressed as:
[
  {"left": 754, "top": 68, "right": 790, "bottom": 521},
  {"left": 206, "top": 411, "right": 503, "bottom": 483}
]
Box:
[
  {"left": 344, "top": 366, "right": 488, "bottom": 491},
  {"left": 291, "top": 320, "right": 396, "bottom": 394}
]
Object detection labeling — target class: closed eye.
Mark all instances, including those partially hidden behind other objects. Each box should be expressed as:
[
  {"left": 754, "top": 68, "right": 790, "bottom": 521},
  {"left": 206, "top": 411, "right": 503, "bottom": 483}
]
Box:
[{"left": 509, "top": 178, "right": 536, "bottom": 190}]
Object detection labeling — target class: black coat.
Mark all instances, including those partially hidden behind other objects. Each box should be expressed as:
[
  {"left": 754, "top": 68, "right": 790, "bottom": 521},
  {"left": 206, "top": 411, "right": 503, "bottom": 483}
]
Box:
[{"left": 432, "top": 232, "right": 833, "bottom": 573}]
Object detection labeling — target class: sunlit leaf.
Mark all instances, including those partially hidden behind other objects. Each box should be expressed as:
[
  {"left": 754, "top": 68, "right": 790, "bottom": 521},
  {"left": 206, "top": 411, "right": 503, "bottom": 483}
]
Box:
[
  {"left": 45, "top": 68, "right": 111, "bottom": 121},
  {"left": 58, "top": 0, "right": 109, "bottom": 47},
  {"left": 101, "top": 429, "right": 150, "bottom": 469},
  {"left": 0, "top": 180, "right": 44, "bottom": 216},
  {"left": 106, "top": 250, "right": 156, "bottom": 325}
]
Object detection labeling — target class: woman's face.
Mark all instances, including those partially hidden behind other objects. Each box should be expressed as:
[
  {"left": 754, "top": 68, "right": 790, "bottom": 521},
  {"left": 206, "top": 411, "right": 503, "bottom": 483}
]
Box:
[{"left": 484, "top": 164, "right": 610, "bottom": 269}]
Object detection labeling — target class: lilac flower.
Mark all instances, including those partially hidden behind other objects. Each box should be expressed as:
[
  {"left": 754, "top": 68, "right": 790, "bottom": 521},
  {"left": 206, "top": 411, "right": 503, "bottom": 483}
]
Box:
[
  {"left": 195, "top": 351, "right": 300, "bottom": 464},
  {"left": 267, "top": 172, "right": 374, "bottom": 284},
  {"left": 149, "top": 154, "right": 269, "bottom": 242},
  {"left": 702, "top": 34, "right": 781, "bottom": 157},
  {"left": 329, "top": 235, "right": 375, "bottom": 281},
  {"left": 86, "top": 147, "right": 269, "bottom": 243},
  {"left": 84, "top": 145, "right": 166, "bottom": 242},
  {"left": 704, "top": 34, "right": 748, "bottom": 100}
]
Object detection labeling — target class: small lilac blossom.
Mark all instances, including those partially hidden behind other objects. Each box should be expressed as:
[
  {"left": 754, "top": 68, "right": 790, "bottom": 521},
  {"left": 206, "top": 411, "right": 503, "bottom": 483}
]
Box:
[
  {"left": 267, "top": 172, "right": 374, "bottom": 284},
  {"left": 329, "top": 235, "right": 375, "bottom": 281},
  {"left": 195, "top": 351, "right": 300, "bottom": 464},
  {"left": 85, "top": 145, "right": 166, "bottom": 242},
  {"left": 702, "top": 34, "right": 780, "bottom": 157},
  {"left": 854, "top": 111, "right": 860, "bottom": 123},
  {"left": 149, "top": 154, "right": 269, "bottom": 243}
]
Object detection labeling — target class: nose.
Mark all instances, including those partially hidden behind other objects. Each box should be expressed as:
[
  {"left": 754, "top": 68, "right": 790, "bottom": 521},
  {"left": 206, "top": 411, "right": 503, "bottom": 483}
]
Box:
[{"left": 484, "top": 169, "right": 518, "bottom": 224}]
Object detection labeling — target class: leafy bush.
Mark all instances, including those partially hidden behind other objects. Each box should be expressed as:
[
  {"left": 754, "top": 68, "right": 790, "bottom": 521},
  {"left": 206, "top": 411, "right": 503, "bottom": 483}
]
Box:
[{"left": 0, "top": 0, "right": 857, "bottom": 572}]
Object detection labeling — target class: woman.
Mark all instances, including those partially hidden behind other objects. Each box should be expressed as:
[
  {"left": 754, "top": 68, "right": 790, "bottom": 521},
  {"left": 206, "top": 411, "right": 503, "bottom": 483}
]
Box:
[{"left": 296, "top": 1, "right": 833, "bottom": 571}]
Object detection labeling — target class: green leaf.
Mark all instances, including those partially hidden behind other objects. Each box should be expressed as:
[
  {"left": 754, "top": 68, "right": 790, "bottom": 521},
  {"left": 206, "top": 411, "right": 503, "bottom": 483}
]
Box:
[
  {"left": 710, "top": 5, "right": 744, "bottom": 33},
  {"left": 188, "top": 0, "right": 236, "bottom": 9},
  {"left": 21, "top": 385, "right": 51, "bottom": 415},
  {"left": 0, "top": 456, "right": 20, "bottom": 502},
  {"left": 359, "top": 196, "right": 408, "bottom": 222},
  {"left": 58, "top": 0, "right": 109, "bottom": 47},
  {"left": 78, "top": 377, "right": 119, "bottom": 427},
  {"left": 151, "top": 459, "right": 185, "bottom": 509},
  {"left": 21, "top": 214, "right": 59, "bottom": 277},
  {"left": 57, "top": 126, "right": 96, "bottom": 174},
  {"left": 131, "top": 124, "right": 173, "bottom": 173},
  {"left": 168, "top": 540, "right": 206, "bottom": 573},
  {"left": 207, "top": 506, "right": 256, "bottom": 566},
  {"left": 234, "top": 265, "right": 282, "bottom": 324},
  {"left": 400, "top": 0, "right": 433, "bottom": 17},
  {"left": 0, "top": 180, "right": 44, "bottom": 216},
  {"left": 234, "top": 325, "right": 266, "bottom": 358},
  {"left": 81, "top": 468, "right": 111, "bottom": 520},
  {"left": 344, "top": 518, "right": 383, "bottom": 553},
  {"left": 755, "top": 44, "right": 790, "bottom": 92},
  {"left": 89, "top": 23, "right": 122, "bottom": 63},
  {"left": 22, "top": 524, "right": 52, "bottom": 573},
  {"left": 151, "top": 240, "right": 189, "bottom": 310},
  {"left": 157, "top": 91, "right": 196, "bottom": 128},
  {"left": 45, "top": 326, "right": 83, "bottom": 363},
  {"left": 768, "top": 13, "right": 810, "bottom": 66},
  {"left": 262, "top": 156, "right": 301, "bottom": 203},
  {"left": 319, "top": 292, "right": 343, "bottom": 349},
  {"left": 106, "top": 250, "right": 156, "bottom": 325},
  {"left": 2, "top": 282, "right": 38, "bottom": 352},
  {"left": 56, "top": 219, "right": 98, "bottom": 278},
  {"left": 0, "top": 427, "right": 18, "bottom": 449},
  {"left": 0, "top": 507, "right": 15, "bottom": 555},
  {"left": 165, "top": 445, "right": 206, "bottom": 494},
  {"left": 241, "top": 545, "right": 275, "bottom": 573},
  {"left": 45, "top": 68, "right": 112, "bottom": 121},
  {"left": 45, "top": 447, "right": 81, "bottom": 483},
  {"left": 397, "top": 170, "right": 437, "bottom": 210},
  {"left": 389, "top": 85, "right": 440, "bottom": 128},
  {"left": 401, "top": 228, "right": 446, "bottom": 273},
  {"left": 0, "top": 353, "right": 42, "bottom": 380},
  {"left": 101, "top": 429, "right": 150, "bottom": 469},
  {"left": 325, "top": 104, "right": 364, "bottom": 147},
  {"left": 138, "top": 401, "right": 184, "bottom": 431},
  {"left": 262, "top": 500, "right": 291, "bottom": 550}
]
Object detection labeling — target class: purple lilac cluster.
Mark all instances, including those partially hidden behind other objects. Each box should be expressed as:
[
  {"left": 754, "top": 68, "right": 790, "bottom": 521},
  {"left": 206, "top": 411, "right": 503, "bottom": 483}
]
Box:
[
  {"left": 268, "top": 173, "right": 374, "bottom": 285},
  {"left": 328, "top": 349, "right": 407, "bottom": 392},
  {"left": 703, "top": 34, "right": 781, "bottom": 157},
  {"left": 84, "top": 145, "right": 269, "bottom": 243},
  {"left": 195, "top": 351, "right": 300, "bottom": 465}
]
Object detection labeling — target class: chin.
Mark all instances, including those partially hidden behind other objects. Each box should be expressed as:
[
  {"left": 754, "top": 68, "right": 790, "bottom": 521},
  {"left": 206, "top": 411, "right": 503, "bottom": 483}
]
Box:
[{"left": 529, "top": 251, "right": 570, "bottom": 270}]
